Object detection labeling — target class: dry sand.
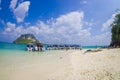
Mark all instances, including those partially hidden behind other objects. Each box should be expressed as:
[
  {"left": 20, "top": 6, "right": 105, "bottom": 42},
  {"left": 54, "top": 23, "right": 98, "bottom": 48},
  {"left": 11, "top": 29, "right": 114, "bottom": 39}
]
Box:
[{"left": 0, "top": 49, "right": 120, "bottom": 80}]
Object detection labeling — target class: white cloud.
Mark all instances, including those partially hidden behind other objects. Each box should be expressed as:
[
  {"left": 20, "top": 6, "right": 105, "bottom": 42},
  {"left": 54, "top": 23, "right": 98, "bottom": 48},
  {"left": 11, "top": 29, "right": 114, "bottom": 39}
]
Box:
[
  {"left": 101, "top": 12, "right": 120, "bottom": 32},
  {"left": 2, "top": 11, "right": 111, "bottom": 45},
  {"left": 10, "top": 0, "right": 18, "bottom": 10},
  {"left": 14, "top": 1, "right": 30, "bottom": 23},
  {"left": 90, "top": 32, "right": 111, "bottom": 45},
  {"left": 9, "top": 0, "right": 30, "bottom": 23},
  {"left": 5, "top": 22, "right": 16, "bottom": 32}
]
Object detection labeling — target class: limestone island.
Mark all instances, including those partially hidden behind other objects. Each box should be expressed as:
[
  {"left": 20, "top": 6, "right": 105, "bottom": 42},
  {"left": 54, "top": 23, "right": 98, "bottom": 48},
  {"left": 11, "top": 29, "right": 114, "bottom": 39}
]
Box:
[{"left": 13, "top": 34, "right": 40, "bottom": 44}]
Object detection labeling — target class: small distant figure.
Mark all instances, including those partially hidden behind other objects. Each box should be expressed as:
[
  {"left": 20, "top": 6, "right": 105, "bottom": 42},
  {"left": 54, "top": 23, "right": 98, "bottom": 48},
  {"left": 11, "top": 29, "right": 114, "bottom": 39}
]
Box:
[
  {"left": 26, "top": 45, "right": 30, "bottom": 51},
  {"left": 26, "top": 44, "right": 33, "bottom": 51},
  {"left": 31, "top": 45, "right": 34, "bottom": 51},
  {"left": 35, "top": 45, "right": 38, "bottom": 51},
  {"left": 39, "top": 45, "right": 43, "bottom": 51}
]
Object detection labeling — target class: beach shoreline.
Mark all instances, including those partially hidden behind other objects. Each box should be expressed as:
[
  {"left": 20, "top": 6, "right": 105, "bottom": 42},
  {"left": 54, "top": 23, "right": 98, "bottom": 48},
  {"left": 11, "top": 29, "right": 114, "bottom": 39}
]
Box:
[{"left": 0, "top": 48, "right": 120, "bottom": 80}]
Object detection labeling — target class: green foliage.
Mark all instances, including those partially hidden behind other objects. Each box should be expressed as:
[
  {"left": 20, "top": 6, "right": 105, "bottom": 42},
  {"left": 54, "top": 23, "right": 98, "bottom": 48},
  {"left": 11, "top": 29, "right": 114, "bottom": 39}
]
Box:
[
  {"left": 13, "top": 39, "right": 34, "bottom": 44},
  {"left": 110, "top": 11, "right": 120, "bottom": 47}
]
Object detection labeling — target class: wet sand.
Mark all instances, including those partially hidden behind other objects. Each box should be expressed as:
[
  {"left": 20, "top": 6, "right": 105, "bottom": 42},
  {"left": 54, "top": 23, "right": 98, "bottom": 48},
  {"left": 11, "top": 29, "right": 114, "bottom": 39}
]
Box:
[{"left": 0, "top": 49, "right": 120, "bottom": 80}]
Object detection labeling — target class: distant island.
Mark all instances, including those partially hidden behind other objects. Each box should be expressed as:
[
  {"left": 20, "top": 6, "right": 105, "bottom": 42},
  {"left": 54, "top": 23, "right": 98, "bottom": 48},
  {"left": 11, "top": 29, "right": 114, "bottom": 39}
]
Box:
[{"left": 13, "top": 34, "right": 40, "bottom": 44}]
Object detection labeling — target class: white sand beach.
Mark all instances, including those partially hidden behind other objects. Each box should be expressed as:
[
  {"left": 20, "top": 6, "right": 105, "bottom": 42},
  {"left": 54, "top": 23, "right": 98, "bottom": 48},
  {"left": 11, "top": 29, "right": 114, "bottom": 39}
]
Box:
[{"left": 0, "top": 49, "right": 120, "bottom": 80}]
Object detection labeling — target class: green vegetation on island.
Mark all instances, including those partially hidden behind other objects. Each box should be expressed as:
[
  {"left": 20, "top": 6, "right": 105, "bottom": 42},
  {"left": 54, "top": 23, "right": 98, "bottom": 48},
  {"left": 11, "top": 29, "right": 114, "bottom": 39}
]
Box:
[{"left": 13, "top": 34, "right": 40, "bottom": 44}]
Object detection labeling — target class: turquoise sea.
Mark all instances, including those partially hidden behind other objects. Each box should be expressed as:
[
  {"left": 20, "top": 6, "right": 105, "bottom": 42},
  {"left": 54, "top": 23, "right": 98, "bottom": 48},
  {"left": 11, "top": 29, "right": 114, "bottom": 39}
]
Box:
[
  {"left": 0, "top": 42, "right": 106, "bottom": 80},
  {"left": 0, "top": 42, "right": 26, "bottom": 51},
  {"left": 0, "top": 42, "right": 104, "bottom": 49},
  {"left": 0, "top": 42, "right": 104, "bottom": 50},
  {"left": 0, "top": 42, "right": 71, "bottom": 80},
  {"left": 0, "top": 42, "right": 104, "bottom": 54}
]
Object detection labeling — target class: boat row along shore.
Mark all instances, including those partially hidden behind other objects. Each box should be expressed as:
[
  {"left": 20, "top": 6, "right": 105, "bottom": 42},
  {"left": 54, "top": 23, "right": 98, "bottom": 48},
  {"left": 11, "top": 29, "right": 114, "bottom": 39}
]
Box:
[{"left": 26, "top": 43, "right": 82, "bottom": 51}]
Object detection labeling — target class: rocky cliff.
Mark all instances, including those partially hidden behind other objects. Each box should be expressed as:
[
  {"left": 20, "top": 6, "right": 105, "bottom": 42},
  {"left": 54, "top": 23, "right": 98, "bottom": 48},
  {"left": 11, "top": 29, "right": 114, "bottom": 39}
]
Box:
[{"left": 13, "top": 34, "right": 40, "bottom": 44}]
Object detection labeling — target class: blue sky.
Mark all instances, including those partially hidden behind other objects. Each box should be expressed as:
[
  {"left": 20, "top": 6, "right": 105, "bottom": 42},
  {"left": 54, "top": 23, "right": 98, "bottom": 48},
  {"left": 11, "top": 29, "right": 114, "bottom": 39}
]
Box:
[{"left": 0, "top": 0, "right": 120, "bottom": 45}]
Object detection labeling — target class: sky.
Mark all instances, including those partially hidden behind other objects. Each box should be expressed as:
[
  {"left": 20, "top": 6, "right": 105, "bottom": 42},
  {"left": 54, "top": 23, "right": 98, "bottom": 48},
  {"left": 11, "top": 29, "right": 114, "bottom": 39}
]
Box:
[{"left": 0, "top": 0, "right": 120, "bottom": 45}]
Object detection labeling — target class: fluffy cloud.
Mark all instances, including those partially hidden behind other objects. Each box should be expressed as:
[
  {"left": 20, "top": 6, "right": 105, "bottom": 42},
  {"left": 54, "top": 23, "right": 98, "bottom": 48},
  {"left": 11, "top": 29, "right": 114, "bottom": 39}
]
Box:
[
  {"left": 101, "top": 12, "right": 120, "bottom": 32},
  {"left": 1, "top": 11, "right": 111, "bottom": 45},
  {"left": 5, "top": 22, "right": 16, "bottom": 32},
  {"left": 10, "top": 0, "right": 18, "bottom": 10},
  {"left": 89, "top": 32, "right": 111, "bottom": 45},
  {"left": 14, "top": 1, "right": 30, "bottom": 23},
  {"left": 10, "top": 0, "right": 30, "bottom": 23},
  {"left": 38, "top": 11, "right": 91, "bottom": 44}
]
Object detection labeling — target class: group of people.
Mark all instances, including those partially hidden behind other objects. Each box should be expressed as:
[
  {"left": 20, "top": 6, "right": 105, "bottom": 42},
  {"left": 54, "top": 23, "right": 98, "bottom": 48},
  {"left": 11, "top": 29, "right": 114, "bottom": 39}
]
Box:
[
  {"left": 34, "top": 45, "right": 43, "bottom": 51},
  {"left": 26, "top": 44, "right": 44, "bottom": 51}
]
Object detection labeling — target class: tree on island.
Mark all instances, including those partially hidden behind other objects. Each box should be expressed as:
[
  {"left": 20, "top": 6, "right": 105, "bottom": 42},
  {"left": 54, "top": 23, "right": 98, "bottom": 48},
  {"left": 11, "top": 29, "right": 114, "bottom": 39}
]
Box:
[{"left": 110, "top": 10, "right": 120, "bottom": 47}]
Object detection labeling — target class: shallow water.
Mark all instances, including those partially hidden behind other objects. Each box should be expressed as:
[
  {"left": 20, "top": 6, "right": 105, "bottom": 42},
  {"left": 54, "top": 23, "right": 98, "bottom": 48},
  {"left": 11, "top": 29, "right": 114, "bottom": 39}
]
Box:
[
  {"left": 0, "top": 47, "right": 71, "bottom": 80},
  {"left": 0, "top": 42, "right": 119, "bottom": 80},
  {"left": 0, "top": 42, "right": 104, "bottom": 80}
]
